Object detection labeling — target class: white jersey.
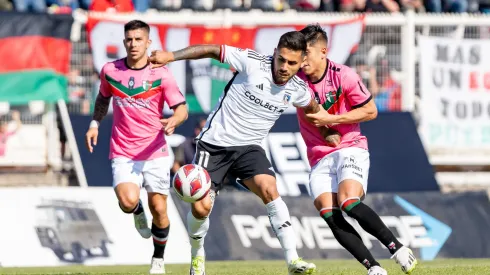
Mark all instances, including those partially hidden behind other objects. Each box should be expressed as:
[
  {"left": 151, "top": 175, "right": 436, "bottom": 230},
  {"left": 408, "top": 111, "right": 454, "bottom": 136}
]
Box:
[{"left": 197, "top": 45, "right": 311, "bottom": 147}]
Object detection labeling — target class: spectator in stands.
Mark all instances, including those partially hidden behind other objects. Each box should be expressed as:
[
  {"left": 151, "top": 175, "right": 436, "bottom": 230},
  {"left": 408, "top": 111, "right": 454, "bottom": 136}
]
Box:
[
  {"left": 251, "top": 0, "right": 284, "bottom": 11},
  {"left": 399, "top": 0, "right": 424, "bottom": 11},
  {"left": 425, "top": 0, "right": 468, "bottom": 12},
  {"left": 214, "top": 0, "right": 244, "bottom": 10},
  {"left": 354, "top": 0, "right": 400, "bottom": 12},
  {"left": 352, "top": 56, "right": 379, "bottom": 99},
  {"left": 171, "top": 117, "right": 207, "bottom": 175},
  {"left": 12, "top": 0, "right": 46, "bottom": 12},
  {"left": 133, "top": 0, "right": 148, "bottom": 12},
  {"left": 372, "top": 57, "right": 402, "bottom": 112},
  {"left": 0, "top": 0, "right": 13, "bottom": 10},
  {"left": 47, "top": 0, "right": 93, "bottom": 13},
  {"left": 0, "top": 111, "right": 21, "bottom": 157},
  {"left": 294, "top": 0, "right": 321, "bottom": 10},
  {"left": 89, "top": 0, "right": 134, "bottom": 12}
]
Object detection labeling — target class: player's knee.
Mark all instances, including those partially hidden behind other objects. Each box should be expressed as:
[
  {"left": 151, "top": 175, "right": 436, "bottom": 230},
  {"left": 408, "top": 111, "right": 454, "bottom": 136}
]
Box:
[
  {"left": 118, "top": 192, "right": 140, "bottom": 211},
  {"left": 313, "top": 192, "right": 338, "bottom": 211},
  {"left": 149, "top": 201, "right": 168, "bottom": 219},
  {"left": 191, "top": 199, "right": 212, "bottom": 219}
]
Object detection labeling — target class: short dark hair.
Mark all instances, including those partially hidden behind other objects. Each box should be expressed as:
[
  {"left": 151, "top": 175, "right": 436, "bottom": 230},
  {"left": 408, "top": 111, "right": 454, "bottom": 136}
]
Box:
[
  {"left": 124, "top": 20, "right": 150, "bottom": 34},
  {"left": 300, "top": 24, "right": 328, "bottom": 46},
  {"left": 277, "top": 31, "right": 307, "bottom": 55}
]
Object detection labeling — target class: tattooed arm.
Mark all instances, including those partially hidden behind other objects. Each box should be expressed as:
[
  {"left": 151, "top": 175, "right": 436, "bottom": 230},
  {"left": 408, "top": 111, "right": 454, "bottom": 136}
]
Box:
[
  {"left": 171, "top": 44, "right": 221, "bottom": 61},
  {"left": 92, "top": 93, "right": 111, "bottom": 123},
  {"left": 149, "top": 45, "right": 221, "bottom": 67},
  {"left": 86, "top": 92, "right": 111, "bottom": 153}
]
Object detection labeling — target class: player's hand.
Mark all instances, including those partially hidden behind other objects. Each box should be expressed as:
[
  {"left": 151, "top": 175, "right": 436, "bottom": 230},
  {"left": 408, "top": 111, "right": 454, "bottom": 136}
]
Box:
[
  {"left": 85, "top": 127, "right": 99, "bottom": 153},
  {"left": 149, "top": 50, "right": 174, "bottom": 69},
  {"left": 320, "top": 127, "right": 341, "bottom": 147},
  {"left": 306, "top": 108, "right": 337, "bottom": 127},
  {"left": 160, "top": 116, "right": 178, "bottom": 136}
]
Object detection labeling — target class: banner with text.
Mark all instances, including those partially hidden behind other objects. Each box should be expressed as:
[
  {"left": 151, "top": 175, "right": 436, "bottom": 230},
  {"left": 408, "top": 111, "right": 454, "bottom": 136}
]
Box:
[
  {"left": 419, "top": 35, "right": 490, "bottom": 156},
  {"left": 0, "top": 187, "right": 190, "bottom": 267},
  {"left": 86, "top": 17, "right": 365, "bottom": 114},
  {"left": 172, "top": 191, "right": 490, "bottom": 261},
  {"left": 73, "top": 112, "right": 438, "bottom": 193}
]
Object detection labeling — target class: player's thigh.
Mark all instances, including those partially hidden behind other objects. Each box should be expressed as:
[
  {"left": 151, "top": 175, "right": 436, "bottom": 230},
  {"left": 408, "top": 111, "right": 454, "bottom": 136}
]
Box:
[
  {"left": 309, "top": 154, "right": 339, "bottom": 203},
  {"left": 232, "top": 146, "right": 277, "bottom": 201},
  {"left": 336, "top": 147, "right": 370, "bottom": 204},
  {"left": 112, "top": 157, "right": 144, "bottom": 206},
  {"left": 193, "top": 141, "right": 235, "bottom": 193},
  {"left": 142, "top": 157, "right": 172, "bottom": 195}
]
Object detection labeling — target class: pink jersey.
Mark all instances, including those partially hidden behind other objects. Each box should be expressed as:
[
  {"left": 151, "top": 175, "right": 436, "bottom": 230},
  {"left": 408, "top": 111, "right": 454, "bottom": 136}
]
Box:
[
  {"left": 297, "top": 59, "right": 372, "bottom": 167},
  {"left": 99, "top": 59, "right": 185, "bottom": 160}
]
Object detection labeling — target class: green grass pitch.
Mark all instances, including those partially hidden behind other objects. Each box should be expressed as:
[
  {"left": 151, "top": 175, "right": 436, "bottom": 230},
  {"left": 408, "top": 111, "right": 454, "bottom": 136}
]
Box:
[{"left": 2, "top": 259, "right": 490, "bottom": 274}]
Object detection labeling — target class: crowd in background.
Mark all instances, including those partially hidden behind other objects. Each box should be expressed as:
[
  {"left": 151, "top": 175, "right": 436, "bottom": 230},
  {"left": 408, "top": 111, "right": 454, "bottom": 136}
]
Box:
[{"left": 0, "top": 0, "right": 489, "bottom": 15}]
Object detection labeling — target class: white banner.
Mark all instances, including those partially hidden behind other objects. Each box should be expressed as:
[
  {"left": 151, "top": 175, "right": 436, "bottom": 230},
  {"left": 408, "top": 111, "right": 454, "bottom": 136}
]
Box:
[
  {"left": 419, "top": 35, "right": 490, "bottom": 155},
  {"left": 0, "top": 187, "right": 190, "bottom": 267},
  {"left": 0, "top": 125, "right": 47, "bottom": 167},
  {"left": 87, "top": 18, "right": 365, "bottom": 114}
]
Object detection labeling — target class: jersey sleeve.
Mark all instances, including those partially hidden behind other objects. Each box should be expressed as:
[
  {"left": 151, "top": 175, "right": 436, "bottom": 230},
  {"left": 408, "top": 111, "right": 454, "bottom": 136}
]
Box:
[
  {"left": 294, "top": 85, "right": 313, "bottom": 108},
  {"left": 342, "top": 68, "right": 372, "bottom": 108},
  {"left": 162, "top": 69, "right": 186, "bottom": 109},
  {"left": 220, "top": 45, "right": 249, "bottom": 73},
  {"left": 99, "top": 64, "right": 112, "bottom": 98}
]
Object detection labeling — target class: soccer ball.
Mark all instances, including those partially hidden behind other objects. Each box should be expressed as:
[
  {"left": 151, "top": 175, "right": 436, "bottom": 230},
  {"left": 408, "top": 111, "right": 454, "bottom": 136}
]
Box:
[{"left": 173, "top": 164, "right": 212, "bottom": 203}]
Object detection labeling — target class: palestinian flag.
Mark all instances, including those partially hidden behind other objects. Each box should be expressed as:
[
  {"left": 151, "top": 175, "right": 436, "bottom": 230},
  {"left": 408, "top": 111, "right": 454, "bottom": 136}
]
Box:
[{"left": 0, "top": 12, "right": 72, "bottom": 105}]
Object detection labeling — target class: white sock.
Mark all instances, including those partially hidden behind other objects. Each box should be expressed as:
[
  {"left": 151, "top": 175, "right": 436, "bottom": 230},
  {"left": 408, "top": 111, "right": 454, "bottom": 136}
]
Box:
[
  {"left": 187, "top": 211, "right": 209, "bottom": 257},
  {"left": 265, "top": 197, "right": 298, "bottom": 264}
]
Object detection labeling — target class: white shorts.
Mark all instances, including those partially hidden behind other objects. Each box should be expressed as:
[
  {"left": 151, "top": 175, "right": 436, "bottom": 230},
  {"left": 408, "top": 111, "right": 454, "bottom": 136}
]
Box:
[
  {"left": 309, "top": 147, "right": 370, "bottom": 200},
  {"left": 111, "top": 157, "right": 171, "bottom": 195}
]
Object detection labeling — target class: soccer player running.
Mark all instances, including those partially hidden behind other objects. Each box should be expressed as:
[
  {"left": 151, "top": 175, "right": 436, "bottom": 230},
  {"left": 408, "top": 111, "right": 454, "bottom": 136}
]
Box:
[
  {"left": 149, "top": 32, "right": 317, "bottom": 275},
  {"left": 85, "top": 20, "right": 188, "bottom": 274},
  {"left": 296, "top": 24, "right": 418, "bottom": 275}
]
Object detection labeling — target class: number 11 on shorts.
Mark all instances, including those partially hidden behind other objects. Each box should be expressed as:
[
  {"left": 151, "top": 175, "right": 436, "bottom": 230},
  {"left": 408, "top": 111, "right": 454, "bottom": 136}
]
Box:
[{"left": 198, "top": 151, "right": 210, "bottom": 168}]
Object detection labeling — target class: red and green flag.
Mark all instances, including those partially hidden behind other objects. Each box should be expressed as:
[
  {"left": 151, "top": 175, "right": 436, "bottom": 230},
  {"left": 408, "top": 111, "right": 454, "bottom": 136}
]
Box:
[{"left": 0, "top": 12, "right": 72, "bottom": 104}]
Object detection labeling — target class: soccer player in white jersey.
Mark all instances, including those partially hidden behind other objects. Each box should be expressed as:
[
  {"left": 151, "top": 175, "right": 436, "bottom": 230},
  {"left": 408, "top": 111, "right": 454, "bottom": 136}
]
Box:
[
  {"left": 85, "top": 20, "right": 188, "bottom": 274},
  {"left": 297, "top": 24, "right": 418, "bottom": 275},
  {"left": 150, "top": 32, "right": 318, "bottom": 275}
]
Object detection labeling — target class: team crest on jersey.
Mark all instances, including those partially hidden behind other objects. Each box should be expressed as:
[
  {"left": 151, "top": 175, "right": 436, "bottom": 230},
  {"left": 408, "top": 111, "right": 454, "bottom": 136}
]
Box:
[
  {"left": 283, "top": 93, "right": 292, "bottom": 105},
  {"left": 142, "top": 80, "right": 153, "bottom": 91},
  {"left": 325, "top": 91, "right": 337, "bottom": 103},
  {"left": 128, "top": 77, "right": 135, "bottom": 90}
]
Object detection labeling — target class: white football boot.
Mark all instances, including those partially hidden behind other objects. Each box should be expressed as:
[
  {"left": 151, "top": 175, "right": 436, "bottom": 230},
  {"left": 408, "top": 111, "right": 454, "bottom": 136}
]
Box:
[
  {"left": 392, "top": 246, "right": 418, "bottom": 274},
  {"left": 149, "top": 257, "right": 165, "bottom": 274},
  {"left": 189, "top": 255, "right": 205, "bottom": 275},
  {"left": 133, "top": 200, "right": 151, "bottom": 239},
  {"left": 367, "top": 266, "right": 388, "bottom": 275},
  {"left": 288, "top": 258, "right": 316, "bottom": 274}
]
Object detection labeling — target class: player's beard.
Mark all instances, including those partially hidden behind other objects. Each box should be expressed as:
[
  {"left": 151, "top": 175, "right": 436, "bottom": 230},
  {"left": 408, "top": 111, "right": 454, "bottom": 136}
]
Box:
[{"left": 274, "top": 71, "right": 291, "bottom": 84}]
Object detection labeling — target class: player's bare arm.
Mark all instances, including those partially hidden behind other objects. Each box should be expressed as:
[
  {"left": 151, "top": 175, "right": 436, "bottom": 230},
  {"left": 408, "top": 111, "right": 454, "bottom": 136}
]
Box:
[
  {"left": 85, "top": 92, "right": 111, "bottom": 153},
  {"left": 160, "top": 103, "right": 188, "bottom": 136},
  {"left": 306, "top": 98, "right": 377, "bottom": 127},
  {"left": 149, "top": 45, "right": 221, "bottom": 67}
]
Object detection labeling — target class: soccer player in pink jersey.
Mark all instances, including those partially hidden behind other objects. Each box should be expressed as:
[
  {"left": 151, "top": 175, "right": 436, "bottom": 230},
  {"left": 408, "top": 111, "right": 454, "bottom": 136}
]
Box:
[
  {"left": 297, "top": 24, "right": 418, "bottom": 275},
  {"left": 85, "top": 20, "right": 188, "bottom": 274}
]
